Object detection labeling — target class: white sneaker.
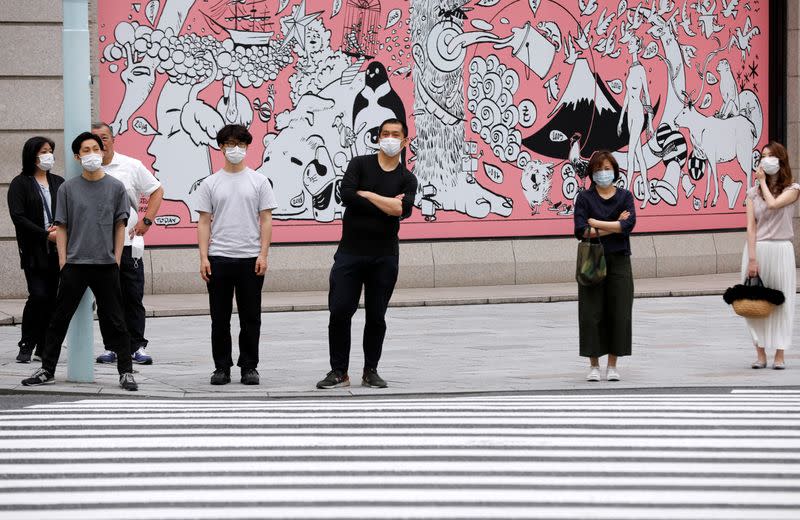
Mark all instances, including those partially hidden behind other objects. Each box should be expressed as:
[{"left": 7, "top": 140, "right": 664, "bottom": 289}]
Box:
[
  {"left": 586, "top": 367, "right": 601, "bottom": 382},
  {"left": 607, "top": 367, "right": 620, "bottom": 381}
]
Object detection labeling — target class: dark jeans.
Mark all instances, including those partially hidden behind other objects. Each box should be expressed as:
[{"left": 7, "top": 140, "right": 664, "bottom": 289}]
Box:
[
  {"left": 206, "top": 256, "right": 265, "bottom": 370},
  {"left": 328, "top": 252, "right": 399, "bottom": 372},
  {"left": 100, "top": 246, "right": 146, "bottom": 354},
  {"left": 578, "top": 253, "right": 634, "bottom": 358},
  {"left": 41, "top": 263, "right": 132, "bottom": 376},
  {"left": 20, "top": 255, "right": 60, "bottom": 351}
]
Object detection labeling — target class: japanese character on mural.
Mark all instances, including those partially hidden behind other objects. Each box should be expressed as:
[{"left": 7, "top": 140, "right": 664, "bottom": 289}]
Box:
[{"left": 98, "top": 0, "right": 769, "bottom": 244}]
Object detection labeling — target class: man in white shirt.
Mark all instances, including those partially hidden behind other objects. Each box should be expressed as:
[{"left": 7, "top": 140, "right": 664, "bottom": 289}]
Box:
[
  {"left": 92, "top": 122, "right": 164, "bottom": 365},
  {"left": 196, "top": 124, "right": 277, "bottom": 386}
]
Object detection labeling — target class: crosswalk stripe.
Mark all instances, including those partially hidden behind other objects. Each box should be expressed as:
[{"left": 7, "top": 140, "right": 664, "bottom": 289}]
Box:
[
  {"left": 2, "top": 447, "right": 799, "bottom": 461},
  {"left": 0, "top": 435, "right": 794, "bottom": 449},
  {"left": 1, "top": 427, "right": 798, "bottom": 438},
  {"left": 1, "top": 392, "right": 798, "bottom": 519},
  {"left": 1, "top": 488, "right": 800, "bottom": 506},
  {"left": 4, "top": 507, "right": 800, "bottom": 520}
]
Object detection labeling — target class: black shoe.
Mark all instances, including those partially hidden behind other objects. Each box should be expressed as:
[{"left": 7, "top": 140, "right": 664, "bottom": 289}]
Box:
[
  {"left": 210, "top": 368, "right": 231, "bottom": 385},
  {"left": 119, "top": 372, "right": 138, "bottom": 391},
  {"left": 21, "top": 368, "right": 54, "bottom": 386},
  {"left": 362, "top": 368, "right": 388, "bottom": 388},
  {"left": 16, "top": 343, "right": 34, "bottom": 364},
  {"left": 316, "top": 370, "right": 350, "bottom": 389},
  {"left": 241, "top": 368, "right": 260, "bottom": 385}
]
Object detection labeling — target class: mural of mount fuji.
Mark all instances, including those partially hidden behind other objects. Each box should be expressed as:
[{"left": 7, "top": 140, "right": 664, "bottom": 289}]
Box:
[{"left": 522, "top": 58, "right": 634, "bottom": 161}]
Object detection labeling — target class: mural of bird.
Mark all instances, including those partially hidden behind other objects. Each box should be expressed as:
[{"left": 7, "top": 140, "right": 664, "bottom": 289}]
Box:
[
  {"left": 544, "top": 72, "right": 561, "bottom": 103},
  {"left": 678, "top": 0, "right": 696, "bottom": 37},
  {"left": 579, "top": 0, "right": 599, "bottom": 16},
  {"left": 729, "top": 15, "right": 760, "bottom": 62},
  {"left": 721, "top": 0, "right": 739, "bottom": 18},
  {"left": 568, "top": 132, "right": 590, "bottom": 180},
  {"left": 563, "top": 34, "right": 582, "bottom": 65},
  {"left": 181, "top": 51, "right": 225, "bottom": 149},
  {"left": 575, "top": 20, "right": 593, "bottom": 50},
  {"left": 595, "top": 8, "right": 615, "bottom": 35}
]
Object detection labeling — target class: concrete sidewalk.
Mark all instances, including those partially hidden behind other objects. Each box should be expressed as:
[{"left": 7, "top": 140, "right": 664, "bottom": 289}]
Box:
[
  {"left": 1, "top": 290, "right": 798, "bottom": 398},
  {"left": 2, "top": 270, "right": 796, "bottom": 325}
]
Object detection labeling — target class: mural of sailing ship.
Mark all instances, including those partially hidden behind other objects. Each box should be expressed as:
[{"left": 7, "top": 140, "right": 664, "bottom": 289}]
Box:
[{"left": 203, "top": 0, "right": 274, "bottom": 47}]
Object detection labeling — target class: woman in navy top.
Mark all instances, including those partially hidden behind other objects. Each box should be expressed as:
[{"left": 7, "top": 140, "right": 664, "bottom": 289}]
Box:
[{"left": 573, "top": 151, "right": 636, "bottom": 382}]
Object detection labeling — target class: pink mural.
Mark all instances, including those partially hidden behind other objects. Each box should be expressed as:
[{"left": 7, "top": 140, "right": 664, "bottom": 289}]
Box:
[{"left": 98, "top": 0, "right": 770, "bottom": 245}]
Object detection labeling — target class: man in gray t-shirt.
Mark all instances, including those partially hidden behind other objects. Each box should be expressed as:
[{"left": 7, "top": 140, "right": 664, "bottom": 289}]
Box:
[
  {"left": 55, "top": 174, "right": 130, "bottom": 264},
  {"left": 22, "top": 132, "right": 138, "bottom": 391},
  {"left": 196, "top": 124, "right": 277, "bottom": 386}
]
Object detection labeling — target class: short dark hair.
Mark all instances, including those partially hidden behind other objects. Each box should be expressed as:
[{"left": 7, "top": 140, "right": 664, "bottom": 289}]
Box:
[
  {"left": 91, "top": 121, "right": 113, "bottom": 134},
  {"left": 379, "top": 118, "right": 408, "bottom": 138},
  {"left": 587, "top": 150, "right": 620, "bottom": 183},
  {"left": 21, "top": 136, "right": 56, "bottom": 176},
  {"left": 71, "top": 132, "right": 104, "bottom": 155},
  {"left": 216, "top": 124, "right": 253, "bottom": 147}
]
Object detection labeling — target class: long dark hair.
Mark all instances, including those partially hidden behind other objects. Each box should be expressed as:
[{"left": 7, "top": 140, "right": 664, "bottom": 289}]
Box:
[
  {"left": 21, "top": 136, "right": 55, "bottom": 176},
  {"left": 763, "top": 141, "right": 793, "bottom": 197}
]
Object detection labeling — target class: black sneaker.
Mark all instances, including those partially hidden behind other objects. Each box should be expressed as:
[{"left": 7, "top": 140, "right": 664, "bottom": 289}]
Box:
[
  {"left": 316, "top": 370, "right": 350, "bottom": 389},
  {"left": 362, "top": 368, "right": 388, "bottom": 388},
  {"left": 210, "top": 368, "right": 231, "bottom": 385},
  {"left": 241, "top": 368, "right": 260, "bottom": 385},
  {"left": 16, "top": 343, "right": 34, "bottom": 364},
  {"left": 119, "top": 372, "right": 138, "bottom": 391},
  {"left": 21, "top": 368, "right": 54, "bottom": 386}
]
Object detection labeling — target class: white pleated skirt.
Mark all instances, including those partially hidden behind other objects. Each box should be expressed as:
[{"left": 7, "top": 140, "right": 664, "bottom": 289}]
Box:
[{"left": 739, "top": 241, "right": 797, "bottom": 351}]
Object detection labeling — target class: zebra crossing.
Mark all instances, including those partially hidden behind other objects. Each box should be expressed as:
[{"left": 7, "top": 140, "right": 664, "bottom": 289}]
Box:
[{"left": 0, "top": 391, "right": 799, "bottom": 519}]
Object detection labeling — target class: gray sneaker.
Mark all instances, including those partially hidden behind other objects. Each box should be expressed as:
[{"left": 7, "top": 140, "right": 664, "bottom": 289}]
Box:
[
  {"left": 316, "top": 370, "right": 350, "bottom": 389},
  {"left": 362, "top": 368, "right": 387, "bottom": 388},
  {"left": 119, "top": 372, "right": 138, "bottom": 391},
  {"left": 22, "top": 368, "right": 54, "bottom": 386}
]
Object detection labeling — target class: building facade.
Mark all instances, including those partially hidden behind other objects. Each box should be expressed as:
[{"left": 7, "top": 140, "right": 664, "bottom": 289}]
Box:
[{"left": 1, "top": 0, "right": 798, "bottom": 297}]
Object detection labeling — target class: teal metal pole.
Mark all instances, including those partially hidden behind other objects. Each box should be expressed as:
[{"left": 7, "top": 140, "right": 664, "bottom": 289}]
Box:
[{"left": 63, "top": 0, "right": 94, "bottom": 383}]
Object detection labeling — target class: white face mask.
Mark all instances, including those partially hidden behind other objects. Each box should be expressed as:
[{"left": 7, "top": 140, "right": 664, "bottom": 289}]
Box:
[
  {"left": 38, "top": 153, "right": 54, "bottom": 171},
  {"left": 592, "top": 169, "right": 615, "bottom": 187},
  {"left": 225, "top": 146, "right": 247, "bottom": 165},
  {"left": 80, "top": 153, "right": 103, "bottom": 172},
  {"left": 379, "top": 137, "right": 403, "bottom": 157},
  {"left": 761, "top": 156, "right": 780, "bottom": 175}
]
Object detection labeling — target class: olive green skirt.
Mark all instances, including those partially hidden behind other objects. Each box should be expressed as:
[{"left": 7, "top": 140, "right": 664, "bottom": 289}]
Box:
[{"left": 578, "top": 253, "right": 633, "bottom": 358}]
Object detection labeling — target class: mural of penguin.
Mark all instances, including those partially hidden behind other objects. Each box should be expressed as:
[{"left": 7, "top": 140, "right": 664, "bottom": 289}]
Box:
[{"left": 352, "top": 61, "right": 407, "bottom": 155}]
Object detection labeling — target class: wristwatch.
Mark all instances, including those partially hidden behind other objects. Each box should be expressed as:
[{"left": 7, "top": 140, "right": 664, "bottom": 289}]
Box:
[{"left": 142, "top": 217, "right": 153, "bottom": 226}]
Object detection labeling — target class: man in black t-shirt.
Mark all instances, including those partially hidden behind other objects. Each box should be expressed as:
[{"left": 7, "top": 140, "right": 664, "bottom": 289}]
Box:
[{"left": 316, "top": 119, "right": 418, "bottom": 389}]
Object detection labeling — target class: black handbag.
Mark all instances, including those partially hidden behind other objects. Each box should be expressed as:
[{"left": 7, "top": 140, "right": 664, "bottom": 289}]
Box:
[{"left": 576, "top": 229, "right": 606, "bottom": 286}]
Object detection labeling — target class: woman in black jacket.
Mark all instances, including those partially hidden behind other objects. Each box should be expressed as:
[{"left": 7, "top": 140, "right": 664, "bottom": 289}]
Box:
[{"left": 7, "top": 136, "right": 64, "bottom": 363}]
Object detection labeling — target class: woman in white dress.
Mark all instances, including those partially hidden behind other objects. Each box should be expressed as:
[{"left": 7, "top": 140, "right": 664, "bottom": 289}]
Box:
[
  {"left": 743, "top": 141, "right": 800, "bottom": 369},
  {"left": 617, "top": 35, "right": 654, "bottom": 209}
]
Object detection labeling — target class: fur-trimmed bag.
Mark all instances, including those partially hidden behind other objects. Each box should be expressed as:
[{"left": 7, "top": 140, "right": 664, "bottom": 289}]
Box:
[{"left": 723, "top": 275, "right": 785, "bottom": 318}]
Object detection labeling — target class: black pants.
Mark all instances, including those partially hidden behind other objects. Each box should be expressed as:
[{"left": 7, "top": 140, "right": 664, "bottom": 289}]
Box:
[
  {"left": 578, "top": 253, "right": 634, "bottom": 358},
  {"left": 41, "top": 264, "right": 132, "bottom": 376},
  {"left": 206, "top": 256, "right": 264, "bottom": 370},
  {"left": 100, "top": 246, "right": 146, "bottom": 354},
  {"left": 328, "top": 252, "right": 399, "bottom": 372},
  {"left": 20, "top": 255, "right": 60, "bottom": 351}
]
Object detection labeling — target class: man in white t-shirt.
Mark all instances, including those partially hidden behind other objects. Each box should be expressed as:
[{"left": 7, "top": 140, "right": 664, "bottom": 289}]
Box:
[
  {"left": 195, "top": 124, "right": 277, "bottom": 386},
  {"left": 92, "top": 122, "right": 164, "bottom": 366}
]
